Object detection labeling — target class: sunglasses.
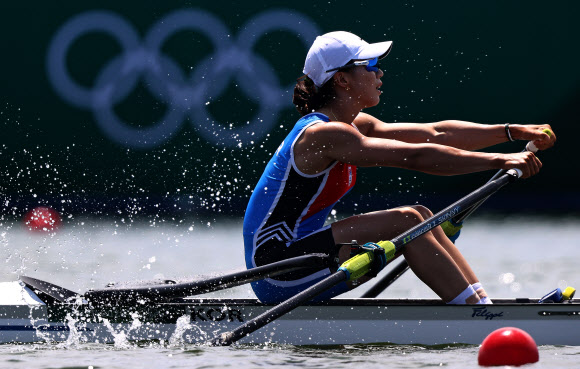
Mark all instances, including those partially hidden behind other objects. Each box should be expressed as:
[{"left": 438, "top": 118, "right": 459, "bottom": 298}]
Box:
[{"left": 325, "top": 57, "right": 381, "bottom": 73}]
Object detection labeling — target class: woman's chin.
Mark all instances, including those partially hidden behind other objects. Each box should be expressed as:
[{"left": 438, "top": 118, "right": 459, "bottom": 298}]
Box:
[{"left": 370, "top": 95, "right": 381, "bottom": 107}]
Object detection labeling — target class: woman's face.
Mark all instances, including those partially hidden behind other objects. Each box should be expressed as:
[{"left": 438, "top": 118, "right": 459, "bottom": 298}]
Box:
[{"left": 343, "top": 66, "right": 384, "bottom": 109}]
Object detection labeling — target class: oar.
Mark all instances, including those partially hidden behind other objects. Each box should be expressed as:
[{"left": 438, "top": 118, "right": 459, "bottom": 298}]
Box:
[
  {"left": 451, "top": 140, "right": 542, "bottom": 223},
  {"left": 362, "top": 135, "right": 549, "bottom": 298},
  {"left": 211, "top": 169, "right": 522, "bottom": 346},
  {"left": 84, "top": 253, "right": 331, "bottom": 304}
]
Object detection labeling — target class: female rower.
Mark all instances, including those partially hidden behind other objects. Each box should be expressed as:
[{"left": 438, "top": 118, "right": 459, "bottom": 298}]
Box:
[{"left": 243, "top": 31, "right": 556, "bottom": 305}]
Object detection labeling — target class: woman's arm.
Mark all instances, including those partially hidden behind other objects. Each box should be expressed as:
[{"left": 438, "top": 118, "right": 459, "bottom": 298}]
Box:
[
  {"left": 294, "top": 121, "right": 542, "bottom": 177},
  {"left": 353, "top": 112, "right": 556, "bottom": 151}
]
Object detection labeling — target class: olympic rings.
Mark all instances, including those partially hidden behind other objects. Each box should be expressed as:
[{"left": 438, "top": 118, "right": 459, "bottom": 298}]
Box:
[{"left": 46, "top": 9, "right": 321, "bottom": 148}]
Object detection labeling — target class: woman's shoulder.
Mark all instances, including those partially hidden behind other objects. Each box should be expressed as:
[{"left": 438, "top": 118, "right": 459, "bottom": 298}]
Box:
[
  {"left": 304, "top": 119, "right": 359, "bottom": 136},
  {"left": 296, "top": 120, "right": 362, "bottom": 153},
  {"left": 352, "top": 112, "right": 380, "bottom": 135}
]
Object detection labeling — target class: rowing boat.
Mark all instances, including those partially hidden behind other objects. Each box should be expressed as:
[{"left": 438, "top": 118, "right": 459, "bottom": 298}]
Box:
[
  {"left": 2, "top": 279, "right": 579, "bottom": 346},
  {"left": 4, "top": 164, "right": 571, "bottom": 346}
]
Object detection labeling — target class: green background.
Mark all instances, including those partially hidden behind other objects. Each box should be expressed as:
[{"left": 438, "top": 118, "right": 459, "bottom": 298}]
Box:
[{"left": 1, "top": 1, "right": 578, "bottom": 219}]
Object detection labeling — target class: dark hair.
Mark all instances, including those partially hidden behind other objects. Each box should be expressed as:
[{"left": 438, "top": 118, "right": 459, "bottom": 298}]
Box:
[{"left": 292, "top": 76, "right": 337, "bottom": 116}]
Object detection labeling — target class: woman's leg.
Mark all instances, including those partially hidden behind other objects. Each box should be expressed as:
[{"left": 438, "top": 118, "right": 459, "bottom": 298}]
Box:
[
  {"left": 331, "top": 207, "right": 479, "bottom": 303},
  {"left": 410, "top": 205, "right": 479, "bottom": 283},
  {"left": 411, "top": 205, "right": 490, "bottom": 300}
]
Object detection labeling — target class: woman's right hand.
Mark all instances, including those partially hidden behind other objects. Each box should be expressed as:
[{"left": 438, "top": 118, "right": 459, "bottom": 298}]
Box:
[{"left": 499, "top": 151, "right": 542, "bottom": 178}]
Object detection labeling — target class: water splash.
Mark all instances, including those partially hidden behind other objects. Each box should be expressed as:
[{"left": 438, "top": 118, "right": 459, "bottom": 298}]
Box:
[
  {"left": 101, "top": 312, "right": 142, "bottom": 349},
  {"left": 62, "top": 313, "right": 82, "bottom": 347},
  {"left": 30, "top": 316, "right": 54, "bottom": 344},
  {"left": 168, "top": 315, "right": 193, "bottom": 346},
  {"left": 169, "top": 314, "right": 210, "bottom": 346}
]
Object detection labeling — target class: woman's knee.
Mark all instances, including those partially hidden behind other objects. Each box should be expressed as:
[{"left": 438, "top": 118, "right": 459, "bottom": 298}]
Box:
[
  {"left": 385, "top": 206, "right": 433, "bottom": 235},
  {"left": 409, "top": 205, "right": 433, "bottom": 219},
  {"left": 393, "top": 206, "right": 425, "bottom": 226},
  {"left": 332, "top": 206, "right": 432, "bottom": 244}
]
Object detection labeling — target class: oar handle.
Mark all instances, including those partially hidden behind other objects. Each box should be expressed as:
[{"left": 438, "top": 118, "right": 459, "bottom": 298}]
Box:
[
  {"left": 525, "top": 141, "right": 539, "bottom": 153},
  {"left": 525, "top": 127, "right": 553, "bottom": 153}
]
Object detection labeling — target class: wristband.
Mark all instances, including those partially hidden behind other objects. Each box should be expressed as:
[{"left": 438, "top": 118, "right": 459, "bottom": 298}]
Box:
[{"left": 504, "top": 123, "right": 515, "bottom": 142}]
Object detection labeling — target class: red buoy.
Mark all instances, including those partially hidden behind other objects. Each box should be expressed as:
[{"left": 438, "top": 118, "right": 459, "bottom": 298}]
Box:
[
  {"left": 478, "top": 327, "right": 539, "bottom": 366},
  {"left": 23, "top": 207, "right": 62, "bottom": 232}
]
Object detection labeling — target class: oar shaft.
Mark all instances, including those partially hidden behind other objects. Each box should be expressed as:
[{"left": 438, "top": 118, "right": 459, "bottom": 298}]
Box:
[
  {"left": 85, "top": 253, "right": 330, "bottom": 303},
  {"left": 212, "top": 271, "right": 347, "bottom": 346},
  {"left": 390, "top": 170, "right": 518, "bottom": 250},
  {"left": 453, "top": 140, "right": 540, "bottom": 224},
  {"left": 361, "top": 261, "right": 409, "bottom": 298},
  {"left": 452, "top": 168, "right": 511, "bottom": 223}
]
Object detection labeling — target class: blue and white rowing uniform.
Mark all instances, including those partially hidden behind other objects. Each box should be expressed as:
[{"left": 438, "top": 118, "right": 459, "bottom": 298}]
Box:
[{"left": 243, "top": 112, "right": 357, "bottom": 303}]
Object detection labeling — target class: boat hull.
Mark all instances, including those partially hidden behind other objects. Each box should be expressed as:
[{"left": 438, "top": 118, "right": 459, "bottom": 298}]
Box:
[{"left": 2, "top": 282, "right": 579, "bottom": 346}]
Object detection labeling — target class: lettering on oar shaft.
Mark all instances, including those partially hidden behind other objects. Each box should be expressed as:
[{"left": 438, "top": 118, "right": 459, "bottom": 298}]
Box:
[
  {"left": 403, "top": 206, "right": 461, "bottom": 244},
  {"left": 191, "top": 308, "right": 244, "bottom": 322},
  {"left": 471, "top": 307, "right": 504, "bottom": 320}
]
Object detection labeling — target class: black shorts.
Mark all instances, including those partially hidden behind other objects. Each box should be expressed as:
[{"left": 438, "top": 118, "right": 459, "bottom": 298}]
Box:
[{"left": 253, "top": 227, "right": 339, "bottom": 281}]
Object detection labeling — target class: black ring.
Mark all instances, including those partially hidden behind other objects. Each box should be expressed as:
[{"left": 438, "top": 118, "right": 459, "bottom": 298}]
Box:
[{"left": 505, "top": 123, "right": 515, "bottom": 142}]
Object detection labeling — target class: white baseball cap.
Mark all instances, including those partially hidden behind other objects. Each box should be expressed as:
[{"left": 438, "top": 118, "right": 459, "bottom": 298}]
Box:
[{"left": 303, "top": 31, "right": 393, "bottom": 87}]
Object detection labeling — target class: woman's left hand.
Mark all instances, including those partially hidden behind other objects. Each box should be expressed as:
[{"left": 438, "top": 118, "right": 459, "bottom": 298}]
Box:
[{"left": 512, "top": 124, "right": 556, "bottom": 151}]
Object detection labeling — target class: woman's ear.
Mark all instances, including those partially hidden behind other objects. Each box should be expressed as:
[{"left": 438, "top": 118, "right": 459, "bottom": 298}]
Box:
[{"left": 333, "top": 71, "right": 351, "bottom": 90}]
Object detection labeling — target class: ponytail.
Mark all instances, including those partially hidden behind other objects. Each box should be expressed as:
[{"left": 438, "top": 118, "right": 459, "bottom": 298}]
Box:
[{"left": 292, "top": 75, "right": 337, "bottom": 116}]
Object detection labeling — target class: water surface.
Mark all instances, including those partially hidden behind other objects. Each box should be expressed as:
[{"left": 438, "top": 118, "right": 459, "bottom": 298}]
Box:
[{"left": 1, "top": 216, "right": 579, "bottom": 368}]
